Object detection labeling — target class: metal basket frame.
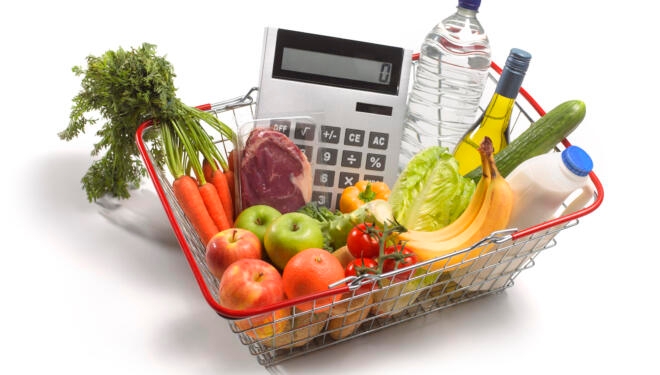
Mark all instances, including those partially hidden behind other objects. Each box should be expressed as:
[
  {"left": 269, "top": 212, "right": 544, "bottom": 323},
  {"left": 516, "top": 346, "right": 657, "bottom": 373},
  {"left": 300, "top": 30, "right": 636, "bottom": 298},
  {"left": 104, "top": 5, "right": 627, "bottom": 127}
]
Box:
[{"left": 135, "top": 61, "right": 604, "bottom": 367}]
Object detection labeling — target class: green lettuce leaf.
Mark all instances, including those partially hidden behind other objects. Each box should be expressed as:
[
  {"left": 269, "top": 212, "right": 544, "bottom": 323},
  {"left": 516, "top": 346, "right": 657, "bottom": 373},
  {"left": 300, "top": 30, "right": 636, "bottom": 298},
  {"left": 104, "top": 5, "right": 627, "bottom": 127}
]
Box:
[{"left": 390, "top": 146, "right": 475, "bottom": 231}]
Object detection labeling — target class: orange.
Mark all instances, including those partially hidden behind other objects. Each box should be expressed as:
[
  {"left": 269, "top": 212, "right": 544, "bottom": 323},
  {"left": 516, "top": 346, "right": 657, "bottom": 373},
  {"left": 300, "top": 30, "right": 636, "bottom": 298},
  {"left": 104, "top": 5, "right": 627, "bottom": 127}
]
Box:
[{"left": 282, "top": 248, "right": 346, "bottom": 313}]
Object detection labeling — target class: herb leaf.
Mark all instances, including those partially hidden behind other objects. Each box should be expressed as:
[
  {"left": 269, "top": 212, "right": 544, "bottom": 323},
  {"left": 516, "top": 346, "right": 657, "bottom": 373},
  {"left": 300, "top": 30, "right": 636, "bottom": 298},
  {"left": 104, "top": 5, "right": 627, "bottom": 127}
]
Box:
[{"left": 60, "top": 43, "right": 181, "bottom": 202}]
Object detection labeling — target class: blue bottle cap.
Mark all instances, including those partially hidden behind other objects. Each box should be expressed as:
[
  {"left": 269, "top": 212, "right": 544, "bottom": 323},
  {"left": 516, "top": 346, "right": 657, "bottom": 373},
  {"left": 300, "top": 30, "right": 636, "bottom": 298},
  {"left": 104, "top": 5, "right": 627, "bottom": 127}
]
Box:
[
  {"left": 561, "top": 145, "right": 593, "bottom": 177},
  {"left": 506, "top": 48, "right": 532, "bottom": 75},
  {"left": 459, "top": 0, "right": 481, "bottom": 11}
]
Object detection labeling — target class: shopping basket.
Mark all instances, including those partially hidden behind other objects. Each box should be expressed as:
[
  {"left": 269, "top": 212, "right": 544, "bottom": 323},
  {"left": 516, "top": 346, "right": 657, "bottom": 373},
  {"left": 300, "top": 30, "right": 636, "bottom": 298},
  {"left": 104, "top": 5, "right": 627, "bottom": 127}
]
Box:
[{"left": 135, "top": 60, "right": 604, "bottom": 367}]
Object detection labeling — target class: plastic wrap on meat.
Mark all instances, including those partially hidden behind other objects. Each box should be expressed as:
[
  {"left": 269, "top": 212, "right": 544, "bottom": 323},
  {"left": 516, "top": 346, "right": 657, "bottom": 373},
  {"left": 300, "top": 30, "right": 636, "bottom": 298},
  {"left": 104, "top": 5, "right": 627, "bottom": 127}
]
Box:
[{"left": 239, "top": 128, "right": 312, "bottom": 213}]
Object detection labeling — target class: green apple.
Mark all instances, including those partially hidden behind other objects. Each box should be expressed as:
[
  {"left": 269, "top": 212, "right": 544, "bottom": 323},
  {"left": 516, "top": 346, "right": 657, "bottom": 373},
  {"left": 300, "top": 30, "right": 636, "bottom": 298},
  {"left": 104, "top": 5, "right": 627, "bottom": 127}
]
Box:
[
  {"left": 234, "top": 205, "right": 282, "bottom": 247},
  {"left": 264, "top": 212, "right": 324, "bottom": 270}
]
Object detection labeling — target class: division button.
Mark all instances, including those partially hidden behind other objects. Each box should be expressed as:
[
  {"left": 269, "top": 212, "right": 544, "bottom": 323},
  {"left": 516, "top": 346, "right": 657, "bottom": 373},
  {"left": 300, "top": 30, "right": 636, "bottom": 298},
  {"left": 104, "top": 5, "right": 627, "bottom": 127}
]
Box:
[{"left": 340, "top": 150, "right": 362, "bottom": 168}]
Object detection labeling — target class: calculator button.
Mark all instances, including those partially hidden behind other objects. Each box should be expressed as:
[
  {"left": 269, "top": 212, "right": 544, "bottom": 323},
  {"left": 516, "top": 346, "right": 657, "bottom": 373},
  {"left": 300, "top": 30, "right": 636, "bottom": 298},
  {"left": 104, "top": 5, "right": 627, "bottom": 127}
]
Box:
[
  {"left": 294, "top": 122, "right": 315, "bottom": 141},
  {"left": 313, "top": 169, "right": 335, "bottom": 187},
  {"left": 365, "top": 153, "right": 386, "bottom": 171},
  {"left": 368, "top": 131, "right": 389, "bottom": 150},
  {"left": 296, "top": 144, "right": 313, "bottom": 161},
  {"left": 270, "top": 120, "right": 291, "bottom": 136},
  {"left": 338, "top": 172, "right": 360, "bottom": 188},
  {"left": 363, "top": 174, "right": 384, "bottom": 182},
  {"left": 312, "top": 191, "right": 333, "bottom": 209},
  {"left": 320, "top": 125, "right": 341, "bottom": 144},
  {"left": 340, "top": 150, "right": 362, "bottom": 168},
  {"left": 335, "top": 193, "right": 343, "bottom": 211},
  {"left": 316, "top": 147, "right": 338, "bottom": 165},
  {"left": 344, "top": 128, "right": 365, "bottom": 147}
]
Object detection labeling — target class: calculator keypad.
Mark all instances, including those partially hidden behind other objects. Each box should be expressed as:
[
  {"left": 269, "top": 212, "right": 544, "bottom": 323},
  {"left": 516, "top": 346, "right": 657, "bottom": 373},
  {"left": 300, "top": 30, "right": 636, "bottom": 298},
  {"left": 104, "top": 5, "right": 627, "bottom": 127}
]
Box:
[{"left": 270, "top": 119, "right": 390, "bottom": 210}]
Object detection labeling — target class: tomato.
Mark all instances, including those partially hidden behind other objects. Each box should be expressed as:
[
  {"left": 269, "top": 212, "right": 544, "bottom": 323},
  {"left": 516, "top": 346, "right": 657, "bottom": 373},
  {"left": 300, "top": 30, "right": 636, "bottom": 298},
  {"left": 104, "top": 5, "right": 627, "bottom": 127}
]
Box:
[
  {"left": 346, "top": 223, "right": 381, "bottom": 259},
  {"left": 344, "top": 257, "right": 379, "bottom": 277},
  {"left": 381, "top": 245, "right": 417, "bottom": 280}
]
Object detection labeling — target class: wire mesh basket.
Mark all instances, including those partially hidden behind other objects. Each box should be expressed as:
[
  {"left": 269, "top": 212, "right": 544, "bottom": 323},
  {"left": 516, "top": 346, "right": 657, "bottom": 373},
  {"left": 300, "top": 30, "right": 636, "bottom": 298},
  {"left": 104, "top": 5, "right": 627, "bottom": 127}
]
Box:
[{"left": 135, "top": 61, "right": 604, "bottom": 367}]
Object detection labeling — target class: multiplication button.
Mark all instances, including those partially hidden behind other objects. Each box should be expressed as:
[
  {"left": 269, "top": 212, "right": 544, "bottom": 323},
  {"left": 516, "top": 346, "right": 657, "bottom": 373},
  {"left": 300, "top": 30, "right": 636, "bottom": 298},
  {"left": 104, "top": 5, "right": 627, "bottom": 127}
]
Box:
[
  {"left": 340, "top": 150, "right": 362, "bottom": 168},
  {"left": 338, "top": 172, "right": 360, "bottom": 189}
]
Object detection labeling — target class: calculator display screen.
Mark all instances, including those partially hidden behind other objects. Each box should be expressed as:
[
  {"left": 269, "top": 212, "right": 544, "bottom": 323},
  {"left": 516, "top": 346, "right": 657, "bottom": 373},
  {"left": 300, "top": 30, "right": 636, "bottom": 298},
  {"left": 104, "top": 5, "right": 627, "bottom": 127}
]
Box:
[
  {"left": 282, "top": 48, "right": 392, "bottom": 85},
  {"left": 272, "top": 29, "right": 403, "bottom": 95}
]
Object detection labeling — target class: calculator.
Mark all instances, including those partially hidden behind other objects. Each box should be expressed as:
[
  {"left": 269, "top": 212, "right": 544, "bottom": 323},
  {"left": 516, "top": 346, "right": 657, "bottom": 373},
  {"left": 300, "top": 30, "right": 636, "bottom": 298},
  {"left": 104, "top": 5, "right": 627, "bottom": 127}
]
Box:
[{"left": 255, "top": 27, "right": 413, "bottom": 210}]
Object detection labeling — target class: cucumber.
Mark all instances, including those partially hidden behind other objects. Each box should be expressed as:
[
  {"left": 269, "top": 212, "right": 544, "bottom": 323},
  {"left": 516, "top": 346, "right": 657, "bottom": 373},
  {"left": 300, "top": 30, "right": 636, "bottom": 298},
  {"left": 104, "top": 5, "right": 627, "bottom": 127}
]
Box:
[{"left": 464, "top": 99, "right": 587, "bottom": 182}]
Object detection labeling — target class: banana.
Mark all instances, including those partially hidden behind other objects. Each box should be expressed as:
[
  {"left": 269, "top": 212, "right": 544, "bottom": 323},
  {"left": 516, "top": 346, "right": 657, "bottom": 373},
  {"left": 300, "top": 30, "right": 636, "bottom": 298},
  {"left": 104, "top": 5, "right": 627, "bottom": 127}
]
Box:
[
  {"left": 404, "top": 137, "right": 514, "bottom": 272},
  {"left": 398, "top": 152, "right": 492, "bottom": 243}
]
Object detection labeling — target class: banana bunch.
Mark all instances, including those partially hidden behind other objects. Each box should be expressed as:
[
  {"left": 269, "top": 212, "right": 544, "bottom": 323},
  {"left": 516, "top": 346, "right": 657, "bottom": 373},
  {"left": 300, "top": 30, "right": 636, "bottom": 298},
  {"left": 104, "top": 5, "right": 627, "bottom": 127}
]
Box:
[{"left": 399, "top": 137, "right": 514, "bottom": 272}]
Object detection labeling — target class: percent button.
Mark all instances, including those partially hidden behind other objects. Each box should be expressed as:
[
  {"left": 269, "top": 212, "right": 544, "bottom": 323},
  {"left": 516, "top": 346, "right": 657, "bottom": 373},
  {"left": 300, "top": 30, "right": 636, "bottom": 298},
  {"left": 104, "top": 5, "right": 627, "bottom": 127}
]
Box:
[{"left": 365, "top": 153, "right": 386, "bottom": 171}]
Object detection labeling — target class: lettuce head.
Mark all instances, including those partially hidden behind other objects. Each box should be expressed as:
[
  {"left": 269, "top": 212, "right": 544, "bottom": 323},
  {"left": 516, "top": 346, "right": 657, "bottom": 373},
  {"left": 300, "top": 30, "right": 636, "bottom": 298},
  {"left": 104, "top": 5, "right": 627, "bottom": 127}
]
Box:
[{"left": 390, "top": 146, "right": 475, "bottom": 231}]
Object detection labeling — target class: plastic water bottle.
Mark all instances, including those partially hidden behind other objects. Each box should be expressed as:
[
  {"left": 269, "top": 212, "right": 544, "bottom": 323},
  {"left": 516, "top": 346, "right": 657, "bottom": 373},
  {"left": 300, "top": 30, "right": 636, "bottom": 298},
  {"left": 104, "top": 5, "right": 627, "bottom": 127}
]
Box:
[{"left": 399, "top": 0, "right": 491, "bottom": 171}]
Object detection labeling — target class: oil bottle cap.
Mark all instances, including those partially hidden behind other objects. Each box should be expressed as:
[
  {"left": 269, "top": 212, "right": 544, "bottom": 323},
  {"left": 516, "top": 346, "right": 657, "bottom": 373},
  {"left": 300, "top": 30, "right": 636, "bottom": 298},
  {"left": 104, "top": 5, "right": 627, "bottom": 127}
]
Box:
[
  {"left": 496, "top": 48, "right": 532, "bottom": 98},
  {"left": 561, "top": 145, "right": 593, "bottom": 177},
  {"left": 459, "top": 0, "right": 481, "bottom": 11},
  {"left": 506, "top": 48, "right": 532, "bottom": 75}
]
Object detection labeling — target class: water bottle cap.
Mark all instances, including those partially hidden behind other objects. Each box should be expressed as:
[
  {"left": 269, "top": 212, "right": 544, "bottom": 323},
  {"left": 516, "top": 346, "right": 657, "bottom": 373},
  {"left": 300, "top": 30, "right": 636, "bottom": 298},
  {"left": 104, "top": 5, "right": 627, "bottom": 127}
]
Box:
[
  {"left": 458, "top": 0, "right": 481, "bottom": 11},
  {"left": 506, "top": 48, "right": 532, "bottom": 74},
  {"left": 561, "top": 145, "right": 593, "bottom": 177}
]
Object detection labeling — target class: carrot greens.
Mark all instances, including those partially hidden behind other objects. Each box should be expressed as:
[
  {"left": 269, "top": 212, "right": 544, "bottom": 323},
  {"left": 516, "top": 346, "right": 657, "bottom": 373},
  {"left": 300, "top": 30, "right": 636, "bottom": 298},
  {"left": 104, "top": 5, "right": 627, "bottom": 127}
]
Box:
[{"left": 59, "top": 43, "right": 235, "bottom": 202}]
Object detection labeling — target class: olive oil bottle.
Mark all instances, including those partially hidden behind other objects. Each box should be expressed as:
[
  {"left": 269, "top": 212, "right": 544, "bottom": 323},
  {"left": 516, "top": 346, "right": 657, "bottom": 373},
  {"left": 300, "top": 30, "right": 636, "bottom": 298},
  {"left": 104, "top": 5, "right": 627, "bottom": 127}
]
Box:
[{"left": 453, "top": 48, "right": 532, "bottom": 176}]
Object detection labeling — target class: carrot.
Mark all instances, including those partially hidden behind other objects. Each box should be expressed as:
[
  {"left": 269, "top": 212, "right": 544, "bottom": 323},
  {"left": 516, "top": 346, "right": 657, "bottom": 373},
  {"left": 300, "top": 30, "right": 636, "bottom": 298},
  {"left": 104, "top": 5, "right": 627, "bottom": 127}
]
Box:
[
  {"left": 209, "top": 169, "right": 234, "bottom": 225},
  {"left": 224, "top": 170, "right": 236, "bottom": 209},
  {"left": 199, "top": 182, "right": 231, "bottom": 232},
  {"left": 172, "top": 175, "right": 219, "bottom": 245},
  {"left": 202, "top": 158, "right": 216, "bottom": 182},
  {"left": 202, "top": 157, "right": 234, "bottom": 224},
  {"left": 227, "top": 149, "right": 236, "bottom": 172}
]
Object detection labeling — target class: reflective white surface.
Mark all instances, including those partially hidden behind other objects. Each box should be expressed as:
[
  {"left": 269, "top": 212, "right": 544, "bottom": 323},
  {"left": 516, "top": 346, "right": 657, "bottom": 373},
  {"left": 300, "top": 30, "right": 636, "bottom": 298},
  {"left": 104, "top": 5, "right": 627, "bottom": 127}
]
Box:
[{"left": 1, "top": 1, "right": 656, "bottom": 374}]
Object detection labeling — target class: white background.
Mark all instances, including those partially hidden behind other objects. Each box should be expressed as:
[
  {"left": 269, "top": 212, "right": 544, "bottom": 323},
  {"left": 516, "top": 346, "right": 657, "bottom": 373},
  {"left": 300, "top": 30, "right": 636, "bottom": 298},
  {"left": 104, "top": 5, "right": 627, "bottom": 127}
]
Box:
[{"left": 1, "top": 1, "right": 656, "bottom": 374}]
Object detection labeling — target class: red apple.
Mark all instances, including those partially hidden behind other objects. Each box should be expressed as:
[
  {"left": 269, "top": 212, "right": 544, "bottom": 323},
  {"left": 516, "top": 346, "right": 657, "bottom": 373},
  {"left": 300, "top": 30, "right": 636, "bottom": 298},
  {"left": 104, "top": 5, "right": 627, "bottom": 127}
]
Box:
[
  {"left": 206, "top": 228, "right": 262, "bottom": 280},
  {"left": 218, "top": 258, "right": 290, "bottom": 339}
]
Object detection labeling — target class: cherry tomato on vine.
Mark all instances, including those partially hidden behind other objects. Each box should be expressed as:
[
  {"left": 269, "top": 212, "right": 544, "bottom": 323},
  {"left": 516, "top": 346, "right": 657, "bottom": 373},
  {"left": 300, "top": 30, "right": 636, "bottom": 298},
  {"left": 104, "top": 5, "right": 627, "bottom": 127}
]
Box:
[
  {"left": 381, "top": 245, "right": 417, "bottom": 281},
  {"left": 344, "top": 257, "right": 379, "bottom": 277},
  {"left": 346, "top": 223, "right": 381, "bottom": 259}
]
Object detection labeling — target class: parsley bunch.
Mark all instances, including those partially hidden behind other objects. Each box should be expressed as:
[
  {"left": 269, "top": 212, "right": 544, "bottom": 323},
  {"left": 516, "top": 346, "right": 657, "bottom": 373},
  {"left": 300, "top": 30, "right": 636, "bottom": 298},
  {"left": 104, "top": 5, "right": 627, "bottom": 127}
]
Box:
[{"left": 59, "top": 43, "right": 233, "bottom": 202}]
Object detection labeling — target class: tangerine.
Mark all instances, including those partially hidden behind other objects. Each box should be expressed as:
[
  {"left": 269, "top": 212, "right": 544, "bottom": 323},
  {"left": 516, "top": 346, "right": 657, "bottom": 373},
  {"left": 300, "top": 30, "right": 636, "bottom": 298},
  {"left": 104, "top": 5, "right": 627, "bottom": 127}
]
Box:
[{"left": 282, "top": 248, "right": 345, "bottom": 312}]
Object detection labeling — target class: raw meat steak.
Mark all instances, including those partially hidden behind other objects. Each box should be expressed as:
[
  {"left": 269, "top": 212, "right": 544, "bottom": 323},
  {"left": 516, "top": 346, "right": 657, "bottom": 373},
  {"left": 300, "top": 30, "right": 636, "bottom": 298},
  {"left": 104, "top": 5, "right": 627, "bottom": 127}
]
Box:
[{"left": 239, "top": 127, "right": 312, "bottom": 213}]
